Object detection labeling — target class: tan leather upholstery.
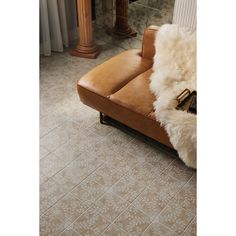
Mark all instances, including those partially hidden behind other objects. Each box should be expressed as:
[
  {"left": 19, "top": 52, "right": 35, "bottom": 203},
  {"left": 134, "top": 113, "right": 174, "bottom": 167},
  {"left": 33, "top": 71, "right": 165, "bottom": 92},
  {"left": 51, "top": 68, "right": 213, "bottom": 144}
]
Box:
[
  {"left": 141, "top": 25, "right": 159, "bottom": 60},
  {"left": 78, "top": 85, "right": 173, "bottom": 148},
  {"left": 109, "top": 69, "right": 155, "bottom": 117},
  {"left": 78, "top": 49, "right": 153, "bottom": 97},
  {"left": 77, "top": 26, "right": 174, "bottom": 149}
]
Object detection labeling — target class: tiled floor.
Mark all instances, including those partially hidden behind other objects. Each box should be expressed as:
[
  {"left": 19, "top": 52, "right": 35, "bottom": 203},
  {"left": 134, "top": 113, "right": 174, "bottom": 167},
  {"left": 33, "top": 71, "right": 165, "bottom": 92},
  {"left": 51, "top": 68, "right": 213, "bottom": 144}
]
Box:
[{"left": 40, "top": 29, "right": 196, "bottom": 236}]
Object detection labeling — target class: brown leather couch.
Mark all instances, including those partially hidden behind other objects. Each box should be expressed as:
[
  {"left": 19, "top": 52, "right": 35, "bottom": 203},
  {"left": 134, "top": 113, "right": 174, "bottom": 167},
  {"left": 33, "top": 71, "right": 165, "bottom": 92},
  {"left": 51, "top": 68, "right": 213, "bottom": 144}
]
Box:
[{"left": 77, "top": 26, "right": 173, "bottom": 149}]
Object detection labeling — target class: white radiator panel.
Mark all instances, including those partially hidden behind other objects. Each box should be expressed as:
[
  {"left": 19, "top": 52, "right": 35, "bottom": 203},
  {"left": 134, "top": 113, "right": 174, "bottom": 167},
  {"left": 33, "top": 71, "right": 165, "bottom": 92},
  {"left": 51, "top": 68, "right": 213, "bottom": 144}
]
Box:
[{"left": 173, "top": 0, "right": 196, "bottom": 30}]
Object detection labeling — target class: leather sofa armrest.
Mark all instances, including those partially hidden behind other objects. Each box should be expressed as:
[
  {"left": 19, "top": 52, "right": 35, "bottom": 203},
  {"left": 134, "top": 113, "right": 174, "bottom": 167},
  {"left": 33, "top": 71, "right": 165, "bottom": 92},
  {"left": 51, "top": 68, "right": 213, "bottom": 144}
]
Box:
[{"left": 141, "top": 25, "right": 159, "bottom": 60}]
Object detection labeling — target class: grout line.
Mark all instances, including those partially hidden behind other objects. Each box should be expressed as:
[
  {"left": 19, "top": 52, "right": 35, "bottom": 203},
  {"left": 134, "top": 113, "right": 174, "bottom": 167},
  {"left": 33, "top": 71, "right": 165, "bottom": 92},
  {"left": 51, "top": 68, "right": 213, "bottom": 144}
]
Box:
[
  {"left": 61, "top": 162, "right": 151, "bottom": 236},
  {"left": 141, "top": 221, "right": 175, "bottom": 236},
  {"left": 137, "top": 173, "right": 196, "bottom": 234},
  {"left": 40, "top": 128, "right": 107, "bottom": 184},
  {"left": 181, "top": 215, "right": 196, "bottom": 235},
  {"left": 40, "top": 115, "right": 72, "bottom": 139},
  {"left": 42, "top": 122, "right": 113, "bottom": 182},
  {"left": 40, "top": 161, "right": 105, "bottom": 216},
  {"left": 149, "top": 174, "right": 196, "bottom": 231},
  {"left": 99, "top": 180, "right": 154, "bottom": 235}
]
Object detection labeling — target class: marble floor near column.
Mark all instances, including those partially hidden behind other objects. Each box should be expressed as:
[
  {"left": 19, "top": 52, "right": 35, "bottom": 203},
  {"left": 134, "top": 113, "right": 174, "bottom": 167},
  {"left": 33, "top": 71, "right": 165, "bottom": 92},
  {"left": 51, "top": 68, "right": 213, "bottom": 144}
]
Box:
[{"left": 40, "top": 29, "right": 196, "bottom": 235}]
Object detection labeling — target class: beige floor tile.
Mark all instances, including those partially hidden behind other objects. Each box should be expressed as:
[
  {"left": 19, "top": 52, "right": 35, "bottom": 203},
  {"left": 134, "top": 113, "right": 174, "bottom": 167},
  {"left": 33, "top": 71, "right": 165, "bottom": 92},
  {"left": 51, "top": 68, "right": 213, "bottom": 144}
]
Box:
[
  {"left": 72, "top": 206, "right": 111, "bottom": 236},
  {"left": 40, "top": 124, "right": 51, "bottom": 138},
  {"left": 59, "top": 152, "right": 103, "bottom": 185},
  {"left": 101, "top": 224, "right": 128, "bottom": 236},
  {"left": 84, "top": 137, "right": 123, "bottom": 159},
  {"left": 148, "top": 172, "right": 184, "bottom": 203},
  {"left": 80, "top": 141, "right": 118, "bottom": 163},
  {"left": 40, "top": 152, "right": 67, "bottom": 178},
  {"left": 107, "top": 151, "right": 142, "bottom": 173},
  {"left": 40, "top": 173, "right": 48, "bottom": 185},
  {"left": 71, "top": 175, "right": 107, "bottom": 205},
  {"left": 40, "top": 127, "right": 68, "bottom": 152},
  {"left": 114, "top": 205, "right": 152, "bottom": 236},
  {"left": 94, "top": 191, "right": 130, "bottom": 222},
  {"left": 72, "top": 130, "right": 103, "bottom": 152},
  {"left": 156, "top": 201, "right": 195, "bottom": 235},
  {"left": 40, "top": 113, "right": 66, "bottom": 133},
  {"left": 173, "top": 176, "right": 196, "bottom": 215},
  {"left": 127, "top": 162, "right": 158, "bottom": 185},
  {"left": 89, "top": 163, "right": 124, "bottom": 188},
  {"left": 45, "top": 193, "right": 89, "bottom": 224},
  {"left": 105, "top": 129, "right": 134, "bottom": 149},
  {"left": 40, "top": 174, "right": 77, "bottom": 214},
  {"left": 165, "top": 159, "right": 196, "bottom": 183},
  {"left": 40, "top": 178, "right": 60, "bottom": 214},
  {"left": 71, "top": 110, "right": 99, "bottom": 128},
  {"left": 111, "top": 174, "right": 146, "bottom": 203},
  {"left": 125, "top": 138, "right": 153, "bottom": 157},
  {"left": 40, "top": 145, "right": 50, "bottom": 159},
  {"left": 88, "top": 121, "right": 115, "bottom": 137},
  {"left": 144, "top": 150, "right": 174, "bottom": 171},
  {"left": 40, "top": 211, "right": 70, "bottom": 236},
  {"left": 52, "top": 139, "right": 82, "bottom": 163},
  {"left": 142, "top": 222, "right": 175, "bottom": 236},
  {"left": 59, "top": 228, "right": 80, "bottom": 236},
  {"left": 132, "top": 187, "right": 169, "bottom": 220},
  {"left": 40, "top": 121, "right": 83, "bottom": 152},
  {"left": 182, "top": 217, "right": 196, "bottom": 236}
]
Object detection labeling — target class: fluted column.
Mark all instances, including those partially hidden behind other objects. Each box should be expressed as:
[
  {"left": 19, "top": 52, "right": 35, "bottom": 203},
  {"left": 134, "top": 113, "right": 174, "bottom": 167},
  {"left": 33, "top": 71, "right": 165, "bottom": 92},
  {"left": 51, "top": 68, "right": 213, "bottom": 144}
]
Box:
[
  {"left": 107, "top": 0, "right": 137, "bottom": 39},
  {"left": 71, "top": 0, "right": 100, "bottom": 59}
]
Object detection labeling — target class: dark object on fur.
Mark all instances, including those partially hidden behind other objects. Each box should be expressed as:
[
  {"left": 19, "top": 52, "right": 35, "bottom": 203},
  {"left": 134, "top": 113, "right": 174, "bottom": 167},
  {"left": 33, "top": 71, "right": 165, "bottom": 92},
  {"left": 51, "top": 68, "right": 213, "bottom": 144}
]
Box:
[
  {"left": 176, "top": 90, "right": 197, "bottom": 114},
  {"left": 188, "top": 92, "right": 197, "bottom": 114}
]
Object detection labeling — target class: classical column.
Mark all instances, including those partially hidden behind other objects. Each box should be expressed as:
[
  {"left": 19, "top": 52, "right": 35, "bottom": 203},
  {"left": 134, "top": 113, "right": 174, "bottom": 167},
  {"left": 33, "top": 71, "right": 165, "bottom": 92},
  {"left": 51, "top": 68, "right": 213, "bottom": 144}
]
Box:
[
  {"left": 71, "top": 0, "right": 100, "bottom": 59},
  {"left": 107, "top": 0, "right": 137, "bottom": 39}
]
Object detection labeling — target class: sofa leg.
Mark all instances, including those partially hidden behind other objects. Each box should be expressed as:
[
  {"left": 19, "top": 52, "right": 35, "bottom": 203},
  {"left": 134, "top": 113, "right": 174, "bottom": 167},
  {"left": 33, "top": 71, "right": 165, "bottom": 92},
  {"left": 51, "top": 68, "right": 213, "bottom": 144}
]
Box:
[{"left": 99, "top": 112, "right": 110, "bottom": 125}]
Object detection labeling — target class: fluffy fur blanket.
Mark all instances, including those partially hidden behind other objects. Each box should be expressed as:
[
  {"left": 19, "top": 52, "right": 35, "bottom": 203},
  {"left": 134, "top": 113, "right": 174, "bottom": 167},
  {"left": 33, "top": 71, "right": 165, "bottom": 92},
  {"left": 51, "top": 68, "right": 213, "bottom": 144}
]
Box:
[{"left": 150, "top": 24, "right": 196, "bottom": 169}]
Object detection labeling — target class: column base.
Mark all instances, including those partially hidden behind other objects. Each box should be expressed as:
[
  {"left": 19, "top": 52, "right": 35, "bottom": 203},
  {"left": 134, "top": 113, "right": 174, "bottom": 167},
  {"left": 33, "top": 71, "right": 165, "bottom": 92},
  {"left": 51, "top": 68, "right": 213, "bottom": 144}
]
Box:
[
  {"left": 106, "top": 27, "right": 137, "bottom": 39},
  {"left": 70, "top": 45, "right": 101, "bottom": 59}
]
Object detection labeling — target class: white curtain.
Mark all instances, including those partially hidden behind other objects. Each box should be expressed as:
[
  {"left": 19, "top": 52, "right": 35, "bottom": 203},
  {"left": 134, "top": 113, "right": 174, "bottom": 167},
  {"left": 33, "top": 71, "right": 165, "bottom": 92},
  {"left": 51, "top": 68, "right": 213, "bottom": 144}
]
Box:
[{"left": 40, "top": 0, "right": 78, "bottom": 56}]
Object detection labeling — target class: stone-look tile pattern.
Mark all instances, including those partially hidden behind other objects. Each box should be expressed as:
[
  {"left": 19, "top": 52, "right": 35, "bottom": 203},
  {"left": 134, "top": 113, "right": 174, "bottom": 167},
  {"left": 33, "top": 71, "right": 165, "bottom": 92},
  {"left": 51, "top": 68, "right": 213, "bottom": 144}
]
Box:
[
  {"left": 132, "top": 172, "right": 183, "bottom": 220},
  {"left": 182, "top": 217, "right": 197, "bottom": 236},
  {"left": 59, "top": 228, "right": 79, "bottom": 236},
  {"left": 142, "top": 222, "right": 175, "bottom": 236},
  {"left": 156, "top": 201, "right": 195, "bottom": 235},
  {"left": 94, "top": 192, "right": 130, "bottom": 222},
  {"left": 72, "top": 206, "right": 111, "bottom": 235},
  {"left": 40, "top": 23, "right": 196, "bottom": 235},
  {"left": 114, "top": 205, "right": 152, "bottom": 235},
  {"left": 101, "top": 224, "right": 127, "bottom": 236},
  {"left": 71, "top": 174, "right": 107, "bottom": 205}
]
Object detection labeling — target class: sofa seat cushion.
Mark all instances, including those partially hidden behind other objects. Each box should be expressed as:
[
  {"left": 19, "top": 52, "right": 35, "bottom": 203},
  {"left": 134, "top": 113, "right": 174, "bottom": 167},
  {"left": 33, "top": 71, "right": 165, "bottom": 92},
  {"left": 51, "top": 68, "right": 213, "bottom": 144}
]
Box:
[
  {"left": 78, "top": 49, "right": 153, "bottom": 97},
  {"left": 109, "top": 69, "right": 155, "bottom": 118}
]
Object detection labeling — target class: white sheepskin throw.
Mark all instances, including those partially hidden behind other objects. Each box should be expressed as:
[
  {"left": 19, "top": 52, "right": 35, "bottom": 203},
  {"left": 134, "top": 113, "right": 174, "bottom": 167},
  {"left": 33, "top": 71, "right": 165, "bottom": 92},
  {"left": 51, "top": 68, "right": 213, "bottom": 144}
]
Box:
[{"left": 150, "top": 24, "right": 196, "bottom": 169}]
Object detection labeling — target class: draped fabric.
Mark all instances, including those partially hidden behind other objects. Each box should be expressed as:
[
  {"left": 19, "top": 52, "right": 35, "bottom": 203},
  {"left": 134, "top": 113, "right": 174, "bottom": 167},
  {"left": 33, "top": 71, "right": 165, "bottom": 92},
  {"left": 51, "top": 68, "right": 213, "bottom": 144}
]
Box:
[{"left": 40, "top": 0, "right": 78, "bottom": 56}]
